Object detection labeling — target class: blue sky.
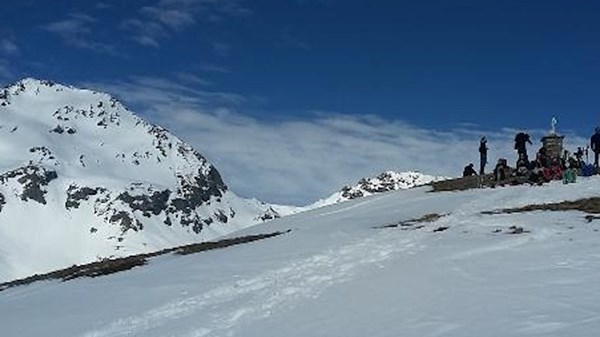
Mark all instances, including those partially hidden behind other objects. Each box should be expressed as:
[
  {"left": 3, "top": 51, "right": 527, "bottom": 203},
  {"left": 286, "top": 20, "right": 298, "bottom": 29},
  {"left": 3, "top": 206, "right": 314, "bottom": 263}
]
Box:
[{"left": 1, "top": 0, "right": 599, "bottom": 204}]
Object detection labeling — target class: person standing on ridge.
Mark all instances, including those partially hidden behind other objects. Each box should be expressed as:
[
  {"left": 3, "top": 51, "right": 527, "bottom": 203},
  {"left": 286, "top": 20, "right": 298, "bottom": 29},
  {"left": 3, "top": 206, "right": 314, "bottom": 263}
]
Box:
[
  {"left": 514, "top": 132, "right": 532, "bottom": 162},
  {"left": 479, "top": 136, "right": 488, "bottom": 175},
  {"left": 591, "top": 127, "right": 600, "bottom": 168}
]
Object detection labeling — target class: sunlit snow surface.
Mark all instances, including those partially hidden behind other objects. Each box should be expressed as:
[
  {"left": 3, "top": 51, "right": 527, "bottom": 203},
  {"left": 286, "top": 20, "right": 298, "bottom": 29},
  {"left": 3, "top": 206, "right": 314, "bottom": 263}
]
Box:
[
  {"left": 3, "top": 178, "right": 600, "bottom": 336},
  {"left": 0, "top": 79, "right": 278, "bottom": 282}
]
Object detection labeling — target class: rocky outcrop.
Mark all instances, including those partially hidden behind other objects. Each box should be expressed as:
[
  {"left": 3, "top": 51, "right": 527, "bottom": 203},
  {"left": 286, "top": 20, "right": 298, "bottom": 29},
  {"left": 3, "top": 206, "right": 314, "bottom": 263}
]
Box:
[
  {"left": 338, "top": 171, "right": 446, "bottom": 201},
  {"left": 0, "top": 165, "right": 58, "bottom": 205}
]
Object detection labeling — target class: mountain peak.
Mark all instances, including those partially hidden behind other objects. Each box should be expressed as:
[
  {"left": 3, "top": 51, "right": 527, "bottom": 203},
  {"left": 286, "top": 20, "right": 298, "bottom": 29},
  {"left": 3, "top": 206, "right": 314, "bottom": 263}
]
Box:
[
  {"left": 0, "top": 78, "right": 272, "bottom": 282},
  {"left": 311, "top": 170, "right": 448, "bottom": 208}
]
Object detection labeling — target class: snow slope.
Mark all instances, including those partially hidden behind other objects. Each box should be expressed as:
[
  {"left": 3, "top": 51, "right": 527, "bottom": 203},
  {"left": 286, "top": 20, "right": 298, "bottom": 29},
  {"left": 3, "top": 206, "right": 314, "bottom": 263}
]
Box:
[
  {"left": 3, "top": 177, "right": 600, "bottom": 336},
  {"left": 0, "top": 78, "right": 277, "bottom": 282}
]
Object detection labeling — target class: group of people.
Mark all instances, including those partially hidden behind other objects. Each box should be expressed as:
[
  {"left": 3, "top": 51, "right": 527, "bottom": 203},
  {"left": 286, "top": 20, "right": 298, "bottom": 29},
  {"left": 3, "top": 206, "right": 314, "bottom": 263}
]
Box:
[{"left": 462, "top": 127, "right": 600, "bottom": 185}]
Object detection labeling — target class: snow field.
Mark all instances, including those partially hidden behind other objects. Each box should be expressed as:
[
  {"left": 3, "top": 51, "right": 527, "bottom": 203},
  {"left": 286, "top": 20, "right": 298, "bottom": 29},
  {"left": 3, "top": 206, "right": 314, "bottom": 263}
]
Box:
[{"left": 2, "top": 178, "right": 600, "bottom": 336}]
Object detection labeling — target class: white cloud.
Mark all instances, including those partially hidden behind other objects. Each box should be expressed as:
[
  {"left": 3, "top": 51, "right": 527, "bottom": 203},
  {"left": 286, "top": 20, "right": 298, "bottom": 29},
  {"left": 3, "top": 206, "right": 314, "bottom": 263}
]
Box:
[
  {"left": 0, "top": 38, "right": 19, "bottom": 56},
  {"left": 175, "top": 72, "right": 212, "bottom": 86},
  {"left": 120, "top": 19, "right": 166, "bottom": 48},
  {"left": 140, "top": 6, "right": 196, "bottom": 30},
  {"left": 43, "top": 13, "right": 116, "bottom": 54},
  {"left": 124, "top": 0, "right": 251, "bottom": 47},
  {"left": 84, "top": 77, "right": 589, "bottom": 206}
]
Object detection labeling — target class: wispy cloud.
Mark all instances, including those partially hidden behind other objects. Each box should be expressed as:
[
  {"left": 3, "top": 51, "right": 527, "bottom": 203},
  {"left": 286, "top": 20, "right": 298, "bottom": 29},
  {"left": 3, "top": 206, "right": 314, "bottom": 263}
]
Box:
[
  {"left": 0, "top": 38, "right": 19, "bottom": 56},
  {"left": 200, "top": 64, "right": 231, "bottom": 74},
  {"left": 120, "top": 18, "right": 166, "bottom": 48},
  {"left": 43, "top": 13, "right": 116, "bottom": 54},
  {"left": 95, "top": 2, "right": 111, "bottom": 10},
  {"left": 84, "top": 77, "right": 588, "bottom": 205},
  {"left": 123, "top": 0, "right": 251, "bottom": 47},
  {"left": 0, "top": 36, "right": 17, "bottom": 82},
  {"left": 211, "top": 42, "right": 231, "bottom": 57},
  {"left": 175, "top": 72, "right": 212, "bottom": 86}
]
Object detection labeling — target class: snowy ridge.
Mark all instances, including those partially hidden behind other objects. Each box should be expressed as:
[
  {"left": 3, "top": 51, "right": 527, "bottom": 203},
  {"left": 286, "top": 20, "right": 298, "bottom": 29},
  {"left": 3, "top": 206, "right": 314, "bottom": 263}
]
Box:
[
  {"left": 264, "top": 171, "right": 447, "bottom": 219},
  {"left": 0, "top": 78, "right": 275, "bottom": 282},
  {"left": 3, "top": 177, "right": 600, "bottom": 336},
  {"left": 310, "top": 170, "right": 448, "bottom": 208}
]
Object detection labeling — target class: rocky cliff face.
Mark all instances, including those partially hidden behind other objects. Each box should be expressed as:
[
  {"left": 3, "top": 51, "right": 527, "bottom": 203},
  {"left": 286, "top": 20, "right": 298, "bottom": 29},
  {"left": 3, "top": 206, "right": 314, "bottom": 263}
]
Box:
[{"left": 0, "top": 78, "right": 273, "bottom": 281}]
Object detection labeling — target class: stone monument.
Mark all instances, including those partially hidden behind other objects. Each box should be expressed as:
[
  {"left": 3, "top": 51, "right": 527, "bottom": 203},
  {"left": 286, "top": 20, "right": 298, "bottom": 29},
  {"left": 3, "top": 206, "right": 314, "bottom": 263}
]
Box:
[{"left": 541, "top": 116, "right": 564, "bottom": 160}]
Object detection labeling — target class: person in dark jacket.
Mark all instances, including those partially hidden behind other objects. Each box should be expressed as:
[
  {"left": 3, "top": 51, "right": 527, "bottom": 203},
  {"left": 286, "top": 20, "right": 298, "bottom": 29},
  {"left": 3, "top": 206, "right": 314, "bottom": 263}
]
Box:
[
  {"left": 479, "top": 137, "right": 488, "bottom": 175},
  {"left": 591, "top": 127, "right": 600, "bottom": 168},
  {"left": 493, "top": 158, "right": 509, "bottom": 181},
  {"left": 515, "top": 153, "right": 529, "bottom": 177},
  {"left": 463, "top": 163, "right": 478, "bottom": 177},
  {"left": 515, "top": 132, "right": 532, "bottom": 162}
]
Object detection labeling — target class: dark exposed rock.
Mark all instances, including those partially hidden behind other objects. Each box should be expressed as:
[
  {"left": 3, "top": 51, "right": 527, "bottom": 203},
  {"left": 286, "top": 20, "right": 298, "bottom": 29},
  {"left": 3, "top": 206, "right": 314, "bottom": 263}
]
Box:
[
  {"left": 50, "top": 125, "right": 64, "bottom": 134},
  {"left": 482, "top": 197, "right": 600, "bottom": 216},
  {"left": 65, "top": 185, "right": 106, "bottom": 210},
  {"left": 341, "top": 185, "right": 364, "bottom": 200},
  {"left": 506, "top": 226, "right": 529, "bottom": 234},
  {"left": 214, "top": 210, "right": 228, "bottom": 223},
  {"left": 0, "top": 193, "right": 5, "bottom": 213},
  {"left": 40, "top": 80, "right": 55, "bottom": 87},
  {"left": 255, "top": 207, "right": 281, "bottom": 222},
  {"left": 109, "top": 211, "right": 143, "bottom": 233},
  {"left": 375, "top": 213, "right": 447, "bottom": 229},
  {"left": 585, "top": 215, "right": 600, "bottom": 223},
  {"left": 0, "top": 89, "right": 10, "bottom": 106},
  {"left": 117, "top": 190, "right": 171, "bottom": 218},
  {"left": 29, "top": 146, "right": 52, "bottom": 156},
  {"left": 0, "top": 166, "right": 58, "bottom": 204},
  {"left": 342, "top": 172, "right": 437, "bottom": 199},
  {"left": 166, "top": 166, "right": 228, "bottom": 232},
  {"left": 73, "top": 178, "right": 228, "bottom": 235},
  {"left": 0, "top": 230, "right": 291, "bottom": 291},
  {"left": 149, "top": 125, "right": 171, "bottom": 157}
]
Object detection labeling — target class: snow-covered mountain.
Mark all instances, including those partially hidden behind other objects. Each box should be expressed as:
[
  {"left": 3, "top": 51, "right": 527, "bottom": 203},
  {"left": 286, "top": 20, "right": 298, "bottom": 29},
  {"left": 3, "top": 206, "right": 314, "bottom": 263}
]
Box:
[
  {"left": 0, "top": 78, "right": 278, "bottom": 282},
  {"left": 260, "top": 171, "right": 448, "bottom": 220},
  {"left": 3, "top": 177, "right": 600, "bottom": 336},
  {"left": 310, "top": 170, "right": 447, "bottom": 208}
]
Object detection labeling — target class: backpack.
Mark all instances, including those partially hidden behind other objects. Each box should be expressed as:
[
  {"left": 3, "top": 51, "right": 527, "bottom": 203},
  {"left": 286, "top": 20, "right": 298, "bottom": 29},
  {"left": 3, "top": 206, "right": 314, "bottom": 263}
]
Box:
[{"left": 581, "top": 163, "right": 596, "bottom": 177}]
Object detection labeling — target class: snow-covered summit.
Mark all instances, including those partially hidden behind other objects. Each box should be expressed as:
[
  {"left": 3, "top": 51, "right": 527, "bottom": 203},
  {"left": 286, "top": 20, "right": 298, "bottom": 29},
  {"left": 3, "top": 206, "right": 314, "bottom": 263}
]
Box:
[
  {"left": 311, "top": 170, "right": 448, "bottom": 208},
  {"left": 0, "top": 78, "right": 273, "bottom": 282}
]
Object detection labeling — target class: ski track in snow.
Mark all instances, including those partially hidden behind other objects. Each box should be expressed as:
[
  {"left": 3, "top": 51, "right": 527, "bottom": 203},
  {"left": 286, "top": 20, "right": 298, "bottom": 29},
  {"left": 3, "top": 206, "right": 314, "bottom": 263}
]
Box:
[
  {"left": 81, "top": 192, "right": 549, "bottom": 337},
  {"left": 82, "top": 233, "right": 421, "bottom": 337}
]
